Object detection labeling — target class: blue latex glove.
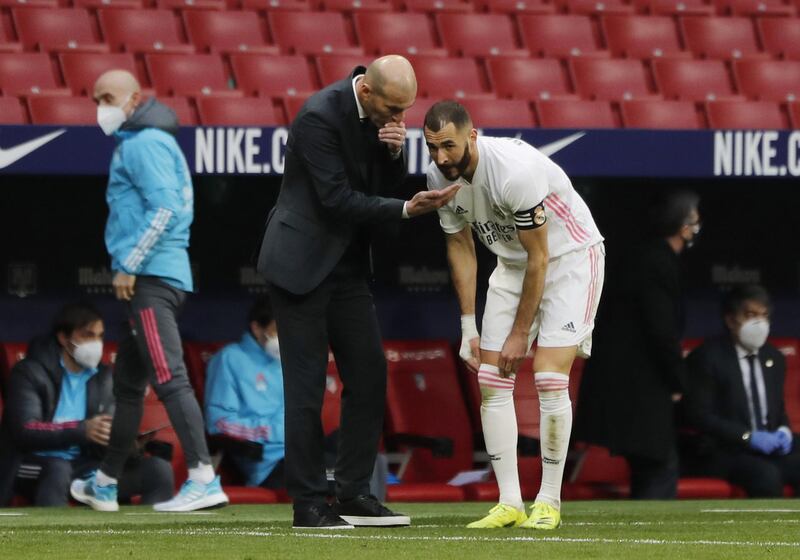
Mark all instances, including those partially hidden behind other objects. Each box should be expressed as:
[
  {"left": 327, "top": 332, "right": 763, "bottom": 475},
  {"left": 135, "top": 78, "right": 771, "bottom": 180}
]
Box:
[
  {"left": 776, "top": 430, "right": 793, "bottom": 456},
  {"left": 749, "top": 430, "right": 781, "bottom": 454}
]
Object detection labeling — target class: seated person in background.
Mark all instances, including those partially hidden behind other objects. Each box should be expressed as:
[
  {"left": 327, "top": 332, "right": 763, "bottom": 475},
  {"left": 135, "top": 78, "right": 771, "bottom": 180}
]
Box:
[
  {"left": 685, "top": 285, "right": 800, "bottom": 497},
  {"left": 0, "top": 302, "right": 174, "bottom": 507},
  {"left": 205, "top": 296, "right": 285, "bottom": 488}
]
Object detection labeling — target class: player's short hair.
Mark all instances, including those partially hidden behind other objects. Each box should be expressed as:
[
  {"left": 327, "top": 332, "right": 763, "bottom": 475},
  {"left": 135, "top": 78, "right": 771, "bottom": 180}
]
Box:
[
  {"left": 52, "top": 302, "right": 103, "bottom": 337},
  {"left": 722, "top": 284, "right": 772, "bottom": 318},
  {"left": 423, "top": 100, "right": 472, "bottom": 132},
  {"left": 648, "top": 189, "right": 700, "bottom": 237},
  {"left": 247, "top": 295, "right": 274, "bottom": 327}
]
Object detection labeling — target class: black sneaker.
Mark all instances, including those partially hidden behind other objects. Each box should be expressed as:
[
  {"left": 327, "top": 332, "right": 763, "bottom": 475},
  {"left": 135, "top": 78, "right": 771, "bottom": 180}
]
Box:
[
  {"left": 292, "top": 503, "right": 354, "bottom": 529},
  {"left": 333, "top": 495, "right": 411, "bottom": 527}
]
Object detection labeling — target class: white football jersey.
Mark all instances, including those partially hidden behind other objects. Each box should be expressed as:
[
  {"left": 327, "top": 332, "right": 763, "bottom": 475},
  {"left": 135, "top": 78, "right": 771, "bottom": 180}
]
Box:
[{"left": 427, "top": 135, "right": 603, "bottom": 264}]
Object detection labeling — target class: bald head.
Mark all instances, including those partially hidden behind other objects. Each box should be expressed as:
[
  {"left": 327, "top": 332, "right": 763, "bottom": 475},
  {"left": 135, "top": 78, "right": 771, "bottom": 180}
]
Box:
[
  {"left": 93, "top": 69, "right": 141, "bottom": 112},
  {"left": 358, "top": 55, "right": 417, "bottom": 127}
]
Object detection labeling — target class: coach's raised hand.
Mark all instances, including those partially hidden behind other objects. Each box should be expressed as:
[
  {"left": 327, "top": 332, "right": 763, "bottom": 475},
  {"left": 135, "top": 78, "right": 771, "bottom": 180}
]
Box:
[
  {"left": 379, "top": 121, "right": 407, "bottom": 154},
  {"left": 406, "top": 184, "right": 461, "bottom": 217}
]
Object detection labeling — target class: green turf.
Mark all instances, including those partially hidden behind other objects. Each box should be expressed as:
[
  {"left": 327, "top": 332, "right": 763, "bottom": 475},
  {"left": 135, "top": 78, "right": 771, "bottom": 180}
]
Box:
[{"left": 1, "top": 500, "right": 799, "bottom": 559}]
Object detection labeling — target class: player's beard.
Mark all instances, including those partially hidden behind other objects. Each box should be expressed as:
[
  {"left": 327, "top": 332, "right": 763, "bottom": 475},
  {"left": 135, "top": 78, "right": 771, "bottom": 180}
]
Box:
[{"left": 437, "top": 144, "right": 471, "bottom": 181}]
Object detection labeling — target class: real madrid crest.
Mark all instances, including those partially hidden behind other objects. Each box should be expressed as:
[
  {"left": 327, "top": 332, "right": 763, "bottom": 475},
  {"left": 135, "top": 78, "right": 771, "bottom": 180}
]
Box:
[{"left": 533, "top": 204, "right": 546, "bottom": 226}]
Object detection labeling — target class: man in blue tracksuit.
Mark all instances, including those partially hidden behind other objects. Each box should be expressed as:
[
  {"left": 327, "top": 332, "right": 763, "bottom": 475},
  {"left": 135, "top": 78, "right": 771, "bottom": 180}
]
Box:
[
  {"left": 205, "top": 297, "right": 286, "bottom": 488},
  {"left": 71, "top": 69, "right": 228, "bottom": 512}
]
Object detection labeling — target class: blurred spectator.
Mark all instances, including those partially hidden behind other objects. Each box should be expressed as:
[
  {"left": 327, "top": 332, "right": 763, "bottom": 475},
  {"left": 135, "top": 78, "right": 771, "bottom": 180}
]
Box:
[
  {"left": 575, "top": 189, "right": 701, "bottom": 499},
  {"left": 0, "top": 303, "right": 173, "bottom": 507},
  {"left": 685, "top": 285, "right": 800, "bottom": 497}
]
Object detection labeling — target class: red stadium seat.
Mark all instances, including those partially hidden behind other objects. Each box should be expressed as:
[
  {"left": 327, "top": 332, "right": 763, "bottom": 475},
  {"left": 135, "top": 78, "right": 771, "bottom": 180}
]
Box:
[
  {"left": 184, "top": 10, "right": 279, "bottom": 55},
  {"left": 474, "top": 0, "right": 555, "bottom": 14},
  {"left": 565, "top": 444, "right": 630, "bottom": 499},
  {"left": 791, "top": 102, "right": 800, "bottom": 128},
  {"left": 734, "top": 60, "right": 800, "bottom": 102},
  {"left": 231, "top": 54, "right": 317, "bottom": 97},
  {"left": 570, "top": 58, "right": 657, "bottom": 100},
  {"left": 402, "top": 0, "right": 473, "bottom": 13},
  {"left": 241, "top": 0, "right": 311, "bottom": 11},
  {"left": 437, "top": 13, "right": 528, "bottom": 58},
  {"left": 73, "top": 0, "right": 144, "bottom": 8},
  {"left": 602, "top": 15, "right": 687, "bottom": 59},
  {"left": 59, "top": 53, "right": 139, "bottom": 96},
  {"left": 268, "top": 12, "right": 363, "bottom": 55},
  {"left": 771, "top": 338, "right": 800, "bottom": 433},
  {"left": 680, "top": 16, "right": 764, "bottom": 60},
  {"left": 322, "top": 355, "right": 343, "bottom": 435},
  {"left": 0, "top": 53, "right": 70, "bottom": 97},
  {"left": 321, "top": 0, "right": 392, "bottom": 12},
  {"left": 99, "top": 9, "right": 195, "bottom": 54},
  {"left": 354, "top": 13, "right": 446, "bottom": 57},
  {"left": 402, "top": 98, "right": 430, "bottom": 127},
  {"left": 621, "top": 99, "right": 704, "bottom": 129},
  {"left": 197, "top": 97, "right": 283, "bottom": 125},
  {"left": 0, "top": 97, "right": 27, "bottom": 124},
  {"left": 316, "top": 54, "right": 373, "bottom": 86},
  {"left": 757, "top": 17, "right": 800, "bottom": 60},
  {"left": 146, "top": 54, "right": 235, "bottom": 96},
  {"left": 715, "top": 0, "right": 796, "bottom": 16},
  {"left": 409, "top": 56, "right": 492, "bottom": 99},
  {"left": 0, "top": 342, "right": 27, "bottom": 392},
  {"left": 518, "top": 14, "right": 608, "bottom": 58},
  {"left": 28, "top": 95, "right": 96, "bottom": 124},
  {"left": 0, "top": 23, "right": 22, "bottom": 53},
  {"left": 0, "top": 0, "right": 57, "bottom": 6},
  {"left": 141, "top": 385, "right": 187, "bottom": 487},
  {"left": 488, "top": 58, "right": 575, "bottom": 101},
  {"left": 281, "top": 93, "right": 312, "bottom": 122},
  {"left": 563, "top": 0, "right": 635, "bottom": 15},
  {"left": 635, "top": 0, "right": 714, "bottom": 15},
  {"left": 159, "top": 96, "right": 198, "bottom": 125},
  {"left": 12, "top": 8, "right": 109, "bottom": 53},
  {"left": 182, "top": 341, "right": 228, "bottom": 404},
  {"left": 460, "top": 98, "right": 536, "bottom": 127},
  {"left": 536, "top": 99, "right": 618, "bottom": 128},
  {"left": 156, "top": 0, "right": 226, "bottom": 9},
  {"left": 705, "top": 100, "right": 788, "bottom": 129},
  {"left": 654, "top": 59, "right": 738, "bottom": 101}
]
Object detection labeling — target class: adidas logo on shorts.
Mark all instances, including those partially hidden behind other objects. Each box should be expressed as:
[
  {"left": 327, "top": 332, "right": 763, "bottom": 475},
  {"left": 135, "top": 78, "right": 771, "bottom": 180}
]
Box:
[
  {"left": 561, "top": 322, "right": 576, "bottom": 333},
  {"left": 455, "top": 205, "right": 468, "bottom": 215}
]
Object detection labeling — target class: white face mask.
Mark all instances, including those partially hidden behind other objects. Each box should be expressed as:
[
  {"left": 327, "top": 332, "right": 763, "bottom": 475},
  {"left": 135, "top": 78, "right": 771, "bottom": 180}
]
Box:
[
  {"left": 263, "top": 335, "right": 280, "bottom": 360},
  {"left": 71, "top": 340, "right": 103, "bottom": 370},
  {"left": 739, "top": 318, "right": 770, "bottom": 353},
  {"left": 97, "top": 94, "right": 131, "bottom": 136}
]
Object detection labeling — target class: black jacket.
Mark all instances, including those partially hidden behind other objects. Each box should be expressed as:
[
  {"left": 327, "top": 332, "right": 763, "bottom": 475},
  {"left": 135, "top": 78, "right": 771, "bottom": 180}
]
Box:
[
  {"left": 257, "top": 67, "right": 407, "bottom": 295},
  {"left": 575, "top": 239, "right": 688, "bottom": 461},
  {"left": 0, "top": 336, "right": 113, "bottom": 505},
  {"left": 685, "top": 336, "right": 789, "bottom": 453}
]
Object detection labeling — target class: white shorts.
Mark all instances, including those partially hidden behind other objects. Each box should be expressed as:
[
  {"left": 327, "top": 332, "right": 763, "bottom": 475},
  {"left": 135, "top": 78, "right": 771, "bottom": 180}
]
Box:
[{"left": 480, "top": 242, "right": 605, "bottom": 358}]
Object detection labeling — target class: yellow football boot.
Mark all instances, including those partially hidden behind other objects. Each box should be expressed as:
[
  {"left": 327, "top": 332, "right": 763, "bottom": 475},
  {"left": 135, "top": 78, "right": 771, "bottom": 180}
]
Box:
[
  {"left": 519, "top": 502, "right": 561, "bottom": 530},
  {"left": 467, "top": 503, "right": 527, "bottom": 529}
]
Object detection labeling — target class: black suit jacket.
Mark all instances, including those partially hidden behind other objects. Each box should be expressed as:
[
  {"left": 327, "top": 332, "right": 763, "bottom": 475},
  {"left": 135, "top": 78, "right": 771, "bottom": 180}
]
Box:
[
  {"left": 257, "top": 67, "right": 407, "bottom": 294},
  {"left": 685, "top": 336, "right": 789, "bottom": 453}
]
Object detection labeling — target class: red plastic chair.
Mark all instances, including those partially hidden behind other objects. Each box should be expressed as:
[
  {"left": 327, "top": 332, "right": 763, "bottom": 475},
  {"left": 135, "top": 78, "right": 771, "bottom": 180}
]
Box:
[
  {"left": 654, "top": 59, "right": 738, "bottom": 101},
  {"left": 475, "top": 0, "right": 555, "bottom": 13},
  {"left": 146, "top": 54, "right": 235, "bottom": 96},
  {"left": 197, "top": 97, "right": 283, "bottom": 125},
  {"left": 231, "top": 54, "right": 317, "bottom": 97},
  {"left": 0, "top": 53, "right": 70, "bottom": 97},
  {"left": 621, "top": 99, "right": 704, "bottom": 129},
  {"left": 536, "top": 99, "right": 618, "bottom": 128},
  {"left": 570, "top": 58, "right": 657, "bottom": 101},
  {"left": 790, "top": 102, "right": 800, "bottom": 128},
  {"left": 436, "top": 13, "right": 528, "bottom": 58},
  {"left": 602, "top": 15, "right": 686, "bottom": 59},
  {"left": 401, "top": 0, "right": 473, "bottom": 13},
  {"left": 182, "top": 341, "right": 229, "bottom": 405},
  {"left": 705, "top": 100, "right": 788, "bottom": 129},
  {"left": 409, "top": 56, "right": 492, "bottom": 99},
  {"left": 0, "top": 97, "right": 27, "bottom": 124},
  {"left": 714, "top": 0, "right": 796, "bottom": 16},
  {"left": 156, "top": 0, "right": 226, "bottom": 9},
  {"left": 757, "top": 17, "right": 800, "bottom": 60},
  {"left": 0, "top": 342, "right": 27, "bottom": 392},
  {"left": 681, "top": 16, "right": 764, "bottom": 60},
  {"left": 518, "top": 14, "right": 608, "bottom": 58},
  {"left": 460, "top": 98, "right": 535, "bottom": 128},
  {"left": 59, "top": 53, "right": 139, "bottom": 96},
  {"left": 99, "top": 9, "right": 195, "bottom": 54},
  {"left": 12, "top": 8, "right": 109, "bottom": 53},
  {"left": 28, "top": 96, "right": 96, "bottom": 125},
  {"left": 734, "top": 60, "right": 800, "bottom": 102},
  {"left": 354, "top": 12, "right": 446, "bottom": 57},
  {"left": 159, "top": 96, "right": 198, "bottom": 126},
  {"left": 488, "top": 58, "right": 575, "bottom": 101},
  {"left": 402, "top": 98, "right": 430, "bottom": 128},
  {"left": 0, "top": 23, "right": 22, "bottom": 53},
  {"left": 634, "top": 0, "right": 714, "bottom": 15},
  {"left": 563, "top": 0, "right": 635, "bottom": 15},
  {"left": 268, "top": 11, "right": 363, "bottom": 55},
  {"left": 315, "top": 54, "right": 374, "bottom": 87},
  {"left": 281, "top": 93, "right": 312, "bottom": 123},
  {"left": 0, "top": 0, "right": 57, "bottom": 6},
  {"left": 73, "top": 0, "right": 143, "bottom": 7},
  {"left": 184, "top": 10, "right": 279, "bottom": 55},
  {"left": 321, "top": 0, "right": 391, "bottom": 12},
  {"left": 771, "top": 338, "right": 800, "bottom": 434},
  {"left": 241, "top": 0, "right": 310, "bottom": 11}
]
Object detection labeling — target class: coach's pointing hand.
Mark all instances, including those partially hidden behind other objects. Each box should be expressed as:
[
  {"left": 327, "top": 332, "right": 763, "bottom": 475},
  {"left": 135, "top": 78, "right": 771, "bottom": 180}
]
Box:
[{"left": 406, "top": 184, "right": 461, "bottom": 217}]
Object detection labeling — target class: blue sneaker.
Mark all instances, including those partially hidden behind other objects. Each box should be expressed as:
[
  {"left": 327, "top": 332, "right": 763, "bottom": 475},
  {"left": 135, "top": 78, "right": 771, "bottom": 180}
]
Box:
[
  {"left": 70, "top": 473, "right": 119, "bottom": 512},
  {"left": 153, "top": 475, "right": 229, "bottom": 512}
]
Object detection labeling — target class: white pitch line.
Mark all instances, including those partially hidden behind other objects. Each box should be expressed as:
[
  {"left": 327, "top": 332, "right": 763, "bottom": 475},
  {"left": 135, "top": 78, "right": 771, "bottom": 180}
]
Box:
[
  {"left": 702, "top": 509, "right": 800, "bottom": 513},
  {"left": 0, "top": 513, "right": 26, "bottom": 516},
  {"left": 123, "top": 512, "right": 218, "bottom": 516}
]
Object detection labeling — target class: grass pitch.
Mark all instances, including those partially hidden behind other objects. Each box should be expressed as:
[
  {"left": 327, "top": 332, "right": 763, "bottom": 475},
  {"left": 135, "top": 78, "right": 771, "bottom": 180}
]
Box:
[{"left": 1, "top": 500, "right": 799, "bottom": 559}]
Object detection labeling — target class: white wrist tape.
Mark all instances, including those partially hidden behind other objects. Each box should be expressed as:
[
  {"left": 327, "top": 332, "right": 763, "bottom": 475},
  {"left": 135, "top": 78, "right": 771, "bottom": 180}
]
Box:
[{"left": 459, "top": 314, "right": 479, "bottom": 362}]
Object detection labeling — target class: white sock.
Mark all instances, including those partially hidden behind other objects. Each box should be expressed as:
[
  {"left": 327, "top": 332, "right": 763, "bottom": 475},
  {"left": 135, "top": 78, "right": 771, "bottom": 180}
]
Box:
[
  {"left": 478, "top": 364, "right": 523, "bottom": 511},
  {"left": 95, "top": 469, "right": 118, "bottom": 487},
  {"left": 535, "top": 372, "right": 572, "bottom": 510},
  {"left": 188, "top": 462, "right": 215, "bottom": 485}
]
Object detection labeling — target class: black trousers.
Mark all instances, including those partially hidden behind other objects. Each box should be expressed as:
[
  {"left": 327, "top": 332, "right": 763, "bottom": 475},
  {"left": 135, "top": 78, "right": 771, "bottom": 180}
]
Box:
[
  {"left": 269, "top": 270, "right": 386, "bottom": 509},
  {"left": 626, "top": 447, "right": 679, "bottom": 500},
  {"left": 718, "top": 448, "right": 800, "bottom": 497}
]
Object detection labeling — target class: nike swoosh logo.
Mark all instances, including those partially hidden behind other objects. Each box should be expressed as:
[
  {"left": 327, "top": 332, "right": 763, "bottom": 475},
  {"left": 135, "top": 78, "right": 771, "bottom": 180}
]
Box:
[
  {"left": 0, "top": 129, "right": 67, "bottom": 170},
  {"left": 514, "top": 131, "right": 586, "bottom": 157}
]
